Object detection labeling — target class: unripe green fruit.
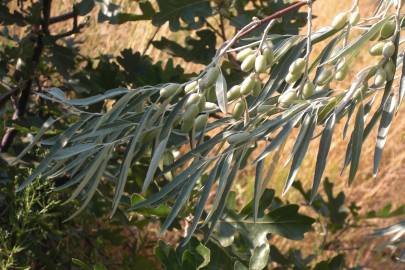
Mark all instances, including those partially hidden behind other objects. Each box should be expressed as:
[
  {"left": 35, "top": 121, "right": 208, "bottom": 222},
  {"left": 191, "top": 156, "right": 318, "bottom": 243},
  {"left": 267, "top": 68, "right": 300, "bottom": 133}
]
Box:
[
  {"left": 350, "top": 8, "right": 360, "bottom": 25},
  {"left": 369, "top": 42, "right": 384, "bottom": 56},
  {"left": 181, "top": 118, "right": 194, "bottom": 133},
  {"left": 374, "top": 68, "right": 387, "bottom": 87},
  {"left": 236, "top": 48, "right": 254, "bottom": 61},
  {"left": 285, "top": 72, "right": 300, "bottom": 85},
  {"left": 183, "top": 104, "right": 200, "bottom": 122},
  {"left": 317, "top": 68, "right": 333, "bottom": 85},
  {"left": 382, "top": 41, "right": 395, "bottom": 58},
  {"left": 380, "top": 20, "right": 395, "bottom": 40},
  {"left": 255, "top": 54, "right": 267, "bottom": 73},
  {"left": 160, "top": 84, "right": 180, "bottom": 98},
  {"left": 332, "top": 12, "right": 348, "bottom": 30},
  {"left": 263, "top": 47, "right": 274, "bottom": 66},
  {"left": 384, "top": 60, "right": 396, "bottom": 81},
  {"left": 241, "top": 54, "right": 256, "bottom": 72},
  {"left": 278, "top": 91, "right": 298, "bottom": 106},
  {"left": 303, "top": 81, "right": 315, "bottom": 98},
  {"left": 240, "top": 74, "right": 256, "bottom": 95},
  {"left": 289, "top": 58, "right": 306, "bottom": 75},
  {"left": 204, "top": 102, "right": 218, "bottom": 111},
  {"left": 227, "top": 85, "right": 242, "bottom": 101},
  {"left": 185, "top": 81, "right": 198, "bottom": 93},
  {"left": 232, "top": 101, "right": 246, "bottom": 119},
  {"left": 205, "top": 85, "right": 216, "bottom": 102},
  {"left": 227, "top": 131, "right": 250, "bottom": 145},
  {"left": 185, "top": 93, "right": 201, "bottom": 108},
  {"left": 252, "top": 79, "right": 262, "bottom": 97},
  {"left": 201, "top": 66, "right": 220, "bottom": 88},
  {"left": 194, "top": 114, "right": 208, "bottom": 132},
  {"left": 198, "top": 94, "right": 206, "bottom": 111},
  {"left": 335, "top": 69, "right": 348, "bottom": 81}
]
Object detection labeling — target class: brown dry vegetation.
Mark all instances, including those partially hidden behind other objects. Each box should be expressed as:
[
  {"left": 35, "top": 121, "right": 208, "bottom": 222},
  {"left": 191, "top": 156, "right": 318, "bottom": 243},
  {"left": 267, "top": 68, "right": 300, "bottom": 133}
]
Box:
[{"left": 52, "top": 0, "right": 405, "bottom": 268}]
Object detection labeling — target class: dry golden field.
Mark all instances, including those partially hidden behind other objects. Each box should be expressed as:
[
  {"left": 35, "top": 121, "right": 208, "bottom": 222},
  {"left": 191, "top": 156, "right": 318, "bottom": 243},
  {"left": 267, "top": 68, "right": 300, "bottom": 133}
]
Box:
[{"left": 51, "top": 0, "right": 405, "bottom": 268}]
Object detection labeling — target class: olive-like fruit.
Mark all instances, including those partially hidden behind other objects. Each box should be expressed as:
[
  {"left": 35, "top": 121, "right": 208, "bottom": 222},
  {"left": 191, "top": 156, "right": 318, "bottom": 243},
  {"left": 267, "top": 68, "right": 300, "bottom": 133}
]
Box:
[
  {"left": 380, "top": 20, "right": 396, "bottom": 40},
  {"left": 185, "top": 93, "right": 201, "bottom": 108},
  {"left": 303, "top": 81, "right": 315, "bottom": 98},
  {"left": 185, "top": 81, "right": 198, "bottom": 93},
  {"left": 369, "top": 42, "right": 384, "bottom": 56},
  {"left": 183, "top": 104, "right": 200, "bottom": 122},
  {"left": 201, "top": 66, "right": 220, "bottom": 89},
  {"left": 384, "top": 60, "right": 396, "bottom": 81},
  {"left": 236, "top": 48, "right": 255, "bottom": 62},
  {"left": 374, "top": 68, "right": 387, "bottom": 87},
  {"left": 289, "top": 58, "right": 306, "bottom": 75},
  {"left": 194, "top": 114, "right": 208, "bottom": 132},
  {"left": 285, "top": 72, "right": 300, "bottom": 85},
  {"left": 252, "top": 79, "right": 262, "bottom": 97},
  {"left": 160, "top": 84, "right": 181, "bottom": 98},
  {"left": 382, "top": 41, "right": 395, "bottom": 58},
  {"left": 240, "top": 74, "right": 256, "bottom": 95},
  {"left": 232, "top": 101, "right": 246, "bottom": 119},
  {"left": 255, "top": 54, "right": 267, "bottom": 73},
  {"left": 278, "top": 90, "right": 298, "bottom": 106},
  {"left": 241, "top": 54, "right": 256, "bottom": 72},
  {"left": 227, "top": 85, "right": 242, "bottom": 101},
  {"left": 332, "top": 12, "right": 348, "bottom": 30}
]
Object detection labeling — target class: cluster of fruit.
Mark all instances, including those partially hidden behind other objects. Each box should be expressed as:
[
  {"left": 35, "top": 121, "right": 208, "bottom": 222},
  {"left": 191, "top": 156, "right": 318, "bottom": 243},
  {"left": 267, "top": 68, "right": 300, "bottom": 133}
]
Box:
[{"left": 158, "top": 5, "right": 397, "bottom": 143}]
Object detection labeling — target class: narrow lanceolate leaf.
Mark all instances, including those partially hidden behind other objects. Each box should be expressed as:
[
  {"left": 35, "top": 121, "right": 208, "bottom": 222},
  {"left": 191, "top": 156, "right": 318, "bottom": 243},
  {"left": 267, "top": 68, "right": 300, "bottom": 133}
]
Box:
[
  {"left": 160, "top": 165, "right": 206, "bottom": 234},
  {"left": 326, "top": 18, "right": 388, "bottom": 64},
  {"left": 13, "top": 117, "right": 57, "bottom": 163},
  {"left": 142, "top": 136, "right": 170, "bottom": 193},
  {"left": 374, "top": 95, "right": 397, "bottom": 177},
  {"left": 311, "top": 114, "right": 336, "bottom": 203},
  {"left": 182, "top": 158, "right": 221, "bottom": 245},
  {"left": 255, "top": 115, "right": 301, "bottom": 163},
  {"left": 282, "top": 113, "right": 316, "bottom": 196},
  {"left": 349, "top": 103, "right": 365, "bottom": 185},
  {"left": 53, "top": 143, "right": 98, "bottom": 160},
  {"left": 215, "top": 69, "right": 228, "bottom": 114},
  {"left": 111, "top": 108, "right": 152, "bottom": 216},
  {"left": 285, "top": 113, "right": 312, "bottom": 166},
  {"left": 254, "top": 160, "right": 265, "bottom": 221},
  {"left": 64, "top": 146, "right": 111, "bottom": 204},
  {"left": 64, "top": 146, "right": 112, "bottom": 222},
  {"left": 399, "top": 49, "right": 405, "bottom": 107}
]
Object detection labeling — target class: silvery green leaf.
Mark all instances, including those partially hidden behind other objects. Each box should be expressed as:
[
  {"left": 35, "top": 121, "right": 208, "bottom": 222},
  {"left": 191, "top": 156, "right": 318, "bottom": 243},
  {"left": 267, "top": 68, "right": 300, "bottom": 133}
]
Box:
[
  {"left": 160, "top": 164, "right": 206, "bottom": 233},
  {"left": 311, "top": 113, "right": 336, "bottom": 202},
  {"left": 326, "top": 18, "right": 389, "bottom": 64},
  {"left": 215, "top": 69, "right": 228, "bottom": 114},
  {"left": 53, "top": 143, "right": 98, "bottom": 160},
  {"left": 373, "top": 95, "right": 397, "bottom": 176},
  {"left": 204, "top": 151, "right": 234, "bottom": 224},
  {"left": 111, "top": 108, "right": 152, "bottom": 216},
  {"left": 282, "top": 113, "right": 316, "bottom": 196},
  {"left": 182, "top": 158, "right": 221, "bottom": 245},
  {"left": 131, "top": 158, "right": 208, "bottom": 210},
  {"left": 64, "top": 146, "right": 111, "bottom": 204},
  {"left": 254, "top": 160, "right": 265, "bottom": 221},
  {"left": 349, "top": 103, "right": 365, "bottom": 185},
  {"left": 13, "top": 117, "right": 57, "bottom": 163},
  {"left": 64, "top": 145, "right": 112, "bottom": 221},
  {"left": 142, "top": 136, "right": 170, "bottom": 192}
]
